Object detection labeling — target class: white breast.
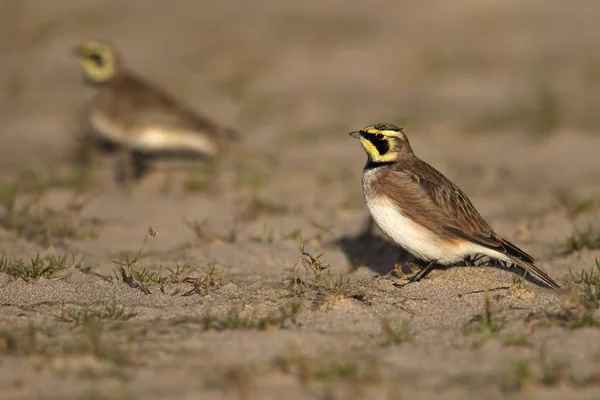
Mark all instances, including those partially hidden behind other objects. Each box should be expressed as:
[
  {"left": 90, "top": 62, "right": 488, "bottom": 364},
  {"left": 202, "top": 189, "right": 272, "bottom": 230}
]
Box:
[
  {"left": 366, "top": 196, "right": 459, "bottom": 263},
  {"left": 90, "top": 112, "right": 126, "bottom": 143}
]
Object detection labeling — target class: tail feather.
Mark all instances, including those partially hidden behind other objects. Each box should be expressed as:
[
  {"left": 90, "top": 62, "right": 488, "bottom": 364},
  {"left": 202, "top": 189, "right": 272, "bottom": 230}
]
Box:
[
  {"left": 497, "top": 236, "right": 534, "bottom": 264},
  {"left": 504, "top": 254, "right": 561, "bottom": 290}
]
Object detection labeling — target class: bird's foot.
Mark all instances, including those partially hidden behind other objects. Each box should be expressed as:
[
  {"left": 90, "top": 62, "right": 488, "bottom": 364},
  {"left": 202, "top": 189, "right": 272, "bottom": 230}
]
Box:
[{"left": 393, "top": 260, "right": 437, "bottom": 287}]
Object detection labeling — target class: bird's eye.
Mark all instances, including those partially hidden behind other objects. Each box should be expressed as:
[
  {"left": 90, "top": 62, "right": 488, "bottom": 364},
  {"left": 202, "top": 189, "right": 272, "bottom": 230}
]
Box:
[{"left": 376, "top": 133, "right": 384, "bottom": 139}]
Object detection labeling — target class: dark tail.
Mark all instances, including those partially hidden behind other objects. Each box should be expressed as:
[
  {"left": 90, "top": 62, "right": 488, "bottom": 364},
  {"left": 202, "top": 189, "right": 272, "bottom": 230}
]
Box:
[{"left": 505, "top": 254, "right": 561, "bottom": 290}]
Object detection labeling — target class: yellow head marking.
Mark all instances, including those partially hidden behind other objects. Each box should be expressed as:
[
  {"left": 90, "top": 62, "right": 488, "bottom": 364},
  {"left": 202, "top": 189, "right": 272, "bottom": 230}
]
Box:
[
  {"left": 74, "top": 41, "right": 121, "bottom": 83},
  {"left": 349, "top": 123, "right": 411, "bottom": 163}
]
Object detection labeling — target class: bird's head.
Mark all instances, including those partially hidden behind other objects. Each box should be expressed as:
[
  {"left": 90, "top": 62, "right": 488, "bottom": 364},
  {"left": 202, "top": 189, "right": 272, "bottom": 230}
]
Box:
[
  {"left": 73, "top": 40, "right": 122, "bottom": 84},
  {"left": 349, "top": 123, "right": 412, "bottom": 163}
]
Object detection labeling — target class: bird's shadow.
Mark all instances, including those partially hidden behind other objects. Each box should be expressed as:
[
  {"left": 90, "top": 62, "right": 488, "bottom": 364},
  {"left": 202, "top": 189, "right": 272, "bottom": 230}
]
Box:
[
  {"left": 332, "top": 229, "right": 411, "bottom": 275},
  {"left": 333, "top": 222, "right": 558, "bottom": 290}
]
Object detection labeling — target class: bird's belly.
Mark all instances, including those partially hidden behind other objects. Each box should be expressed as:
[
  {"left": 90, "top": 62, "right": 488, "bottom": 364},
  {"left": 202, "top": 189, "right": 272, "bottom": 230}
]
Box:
[
  {"left": 131, "top": 127, "right": 218, "bottom": 155},
  {"left": 366, "top": 197, "right": 461, "bottom": 263},
  {"left": 90, "top": 112, "right": 125, "bottom": 143}
]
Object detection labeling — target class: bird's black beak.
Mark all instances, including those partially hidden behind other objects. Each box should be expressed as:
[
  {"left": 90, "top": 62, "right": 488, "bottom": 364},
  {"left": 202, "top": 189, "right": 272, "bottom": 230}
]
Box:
[{"left": 349, "top": 131, "right": 363, "bottom": 139}]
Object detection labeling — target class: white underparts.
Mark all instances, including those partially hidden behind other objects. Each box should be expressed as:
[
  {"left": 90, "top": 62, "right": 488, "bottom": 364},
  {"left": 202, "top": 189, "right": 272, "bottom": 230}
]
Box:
[
  {"left": 90, "top": 113, "right": 218, "bottom": 155},
  {"left": 130, "top": 127, "right": 218, "bottom": 155},
  {"left": 362, "top": 170, "right": 510, "bottom": 265}
]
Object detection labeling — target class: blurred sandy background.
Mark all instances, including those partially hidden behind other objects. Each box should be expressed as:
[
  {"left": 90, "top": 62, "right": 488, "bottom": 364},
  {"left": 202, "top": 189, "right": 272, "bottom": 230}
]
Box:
[{"left": 1, "top": 1, "right": 600, "bottom": 399}]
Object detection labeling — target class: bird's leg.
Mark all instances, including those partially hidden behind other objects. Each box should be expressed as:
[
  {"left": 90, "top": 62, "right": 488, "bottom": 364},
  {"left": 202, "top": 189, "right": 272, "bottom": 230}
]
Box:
[
  {"left": 203, "top": 158, "right": 221, "bottom": 194},
  {"left": 359, "top": 215, "right": 375, "bottom": 237},
  {"left": 408, "top": 260, "right": 437, "bottom": 283},
  {"left": 116, "top": 148, "right": 136, "bottom": 195}
]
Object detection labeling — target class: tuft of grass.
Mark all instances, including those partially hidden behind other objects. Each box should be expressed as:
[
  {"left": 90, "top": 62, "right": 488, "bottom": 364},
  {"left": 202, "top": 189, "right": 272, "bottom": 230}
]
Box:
[
  {"left": 511, "top": 272, "right": 526, "bottom": 289},
  {"left": 0, "top": 181, "right": 101, "bottom": 246},
  {"left": 111, "top": 227, "right": 168, "bottom": 294},
  {"left": 564, "top": 260, "right": 600, "bottom": 328},
  {"left": 570, "top": 260, "right": 600, "bottom": 308},
  {"left": 0, "top": 253, "right": 79, "bottom": 281},
  {"left": 57, "top": 301, "right": 136, "bottom": 324},
  {"left": 75, "top": 319, "right": 133, "bottom": 367},
  {"left": 201, "top": 302, "right": 301, "bottom": 331},
  {"left": 235, "top": 165, "right": 269, "bottom": 190},
  {"left": 463, "top": 293, "right": 505, "bottom": 340},
  {"left": 182, "top": 265, "right": 223, "bottom": 296},
  {"left": 184, "top": 219, "right": 218, "bottom": 244},
  {"left": 0, "top": 321, "right": 134, "bottom": 372},
  {"left": 184, "top": 219, "right": 238, "bottom": 245},
  {"left": 272, "top": 353, "right": 380, "bottom": 386},
  {"left": 379, "top": 319, "right": 410, "bottom": 347},
  {"left": 238, "top": 196, "right": 289, "bottom": 222},
  {"left": 249, "top": 225, "right": 277, "bottom": 244},
  {"left": 503, "top": 359, "right": 534, "bottom": 392},
  {"left": 0, "top": 325, "right": 38, "bottom": 356},
  {"left": 563, "top": 227, "right": 600, "bottom": 254},
  {"left": 554, "top": 190, "right": 597, "bottom": 218},
  {"left": 503, "top": 334, "right": 531, "bottom": 347},
  {"left": 285, "top": 237, "right": 366, "bottom": 304}
]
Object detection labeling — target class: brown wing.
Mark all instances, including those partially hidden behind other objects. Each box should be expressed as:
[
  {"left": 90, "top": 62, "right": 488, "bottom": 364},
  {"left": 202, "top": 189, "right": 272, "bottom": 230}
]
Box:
[
  {"left": 385, "top": 159, "right": 534, "bottom": 264},
  {"left": 114, "top": 73, "right": 240, "bottom": 141}
]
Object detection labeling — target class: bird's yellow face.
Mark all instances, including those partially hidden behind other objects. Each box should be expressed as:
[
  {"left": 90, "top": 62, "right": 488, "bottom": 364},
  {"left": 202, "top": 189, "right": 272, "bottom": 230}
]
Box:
[
  {"left": 349, "top": 123, "right": 411, "bottom": 163},
  {"left": 74, "top": 41, "right": 119, "bottom": 84}
]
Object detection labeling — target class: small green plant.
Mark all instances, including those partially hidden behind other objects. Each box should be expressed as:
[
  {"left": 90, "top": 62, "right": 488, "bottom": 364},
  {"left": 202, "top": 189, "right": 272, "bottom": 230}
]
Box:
[
  {"left": 201, "top": 302, "right": 301, "bottom": 331},
  {"left": 286, "top": 237, "right": 332, "bottom": 294},
  {"left": 182, "top": 164, "right": 212, "bottom": 193},
  {"left": 379, "top": 319, "right": 410, "bottom": 347},
  {"left": 564, "top": 261, "right": 600, "bottom": 328},
  {"left": 272, "top": 353, "right": 380, "bottom": 384},
  {"left": 235, "top": 166, "right": 269, "bottom": 189},
  {"left": 249, "top": 225, "right": 277, "bottom": 244},
  {"left": 570, "top": 260, "right": 600, "bottom": 308},
  {"left": 0, "top": 253, "right": 79, "bottom": 281},
  {"left": 0, "top": 325, "right": 38, "bottom": 356},
  {"left": 184, "top": 219, "right": 238, "bottom": 244},
  {"left": 182, "top": 265, "right": 223, "bottom": 296},
  {"left": 0, "top": 180, "right": 100, "bottom": 246},
  {"left": 184, "top": 219, "right": 217, "bottom": 244},
  {"left": 563, "top": 228, "right": 600, "bottom": 254},
  {"left": 238, "top": 196, "right": 289, "bottom": 222},
  {"left": 554, "top": 190, "right": 596, "bottom": 218},
  {"left": 511, "top": 272, "right": 526, "bottom": 288},
  {"left": 503, "top": 334, "right": 531, "bottom": 347},
  {"left": 112, "top": 230, "right": 220, "bottom": 296},
  {"left": 112, "top": 227, "right": 160, "bottom": 294},
  {"left": 503, "top": 359, "right": 533, "bottom": 392},
  {"left": 286, "top": 238, "right": 365, "bottom": 304},
  {"left": 77, "top": 319, "right": 132, "bottom": 367},
  {"left": 58, "top": 301, "right": 136, "bottom": 324},
  {"left": 463, "top": 293, "right": 504, "bottom": 339}
]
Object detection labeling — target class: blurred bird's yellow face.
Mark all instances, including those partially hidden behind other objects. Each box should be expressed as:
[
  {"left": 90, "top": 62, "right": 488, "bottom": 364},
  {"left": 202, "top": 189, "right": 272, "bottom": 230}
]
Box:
[
  {"left": 349, "top": 123, "right": 411, "bottom": 163},
  {"left": 74, "top": 41, "right": 119, "bottom": 84}
]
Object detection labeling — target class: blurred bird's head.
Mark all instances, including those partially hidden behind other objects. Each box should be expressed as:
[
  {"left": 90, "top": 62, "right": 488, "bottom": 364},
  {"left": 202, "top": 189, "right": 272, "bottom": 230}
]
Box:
[{"left": 74, "top": 40, "right": 122, "bottom": 84}]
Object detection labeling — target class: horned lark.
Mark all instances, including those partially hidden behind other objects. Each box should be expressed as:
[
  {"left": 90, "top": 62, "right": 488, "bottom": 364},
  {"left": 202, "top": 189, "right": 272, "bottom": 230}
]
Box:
[
  {"left": 73, "top": 40, "right": 240, "bottom": 187},
  {"left": 349, "top": 123, "right": 561, "bottom": 290}
]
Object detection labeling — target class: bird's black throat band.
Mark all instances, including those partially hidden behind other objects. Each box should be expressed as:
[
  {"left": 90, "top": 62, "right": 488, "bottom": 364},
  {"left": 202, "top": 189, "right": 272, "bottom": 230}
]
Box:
[{"left": 364, "top": 159, "right": 395, "bottom": 170}]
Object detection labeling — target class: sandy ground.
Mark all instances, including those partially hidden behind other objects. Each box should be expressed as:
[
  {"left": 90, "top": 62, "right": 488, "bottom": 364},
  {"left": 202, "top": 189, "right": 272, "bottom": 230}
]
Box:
[{"left": 1, "top": 0, "right": 600, "bottom": 399}]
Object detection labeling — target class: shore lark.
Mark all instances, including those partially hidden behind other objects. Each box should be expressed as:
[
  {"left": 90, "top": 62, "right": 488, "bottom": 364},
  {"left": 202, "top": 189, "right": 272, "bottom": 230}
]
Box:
[
  {"left": 73, "top": 40, "right": 240, "bottom": 187},
  {"left": 349, "top": 123, "right": 561, "bottom": 290}
]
